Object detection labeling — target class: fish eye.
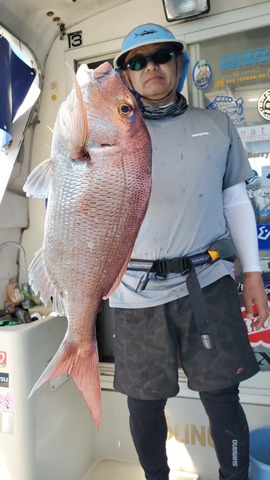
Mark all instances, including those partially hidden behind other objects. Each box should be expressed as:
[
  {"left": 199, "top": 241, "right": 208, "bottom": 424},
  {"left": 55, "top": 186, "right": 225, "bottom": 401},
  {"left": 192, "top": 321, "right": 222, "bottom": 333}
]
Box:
[{"left": 118, "top": 102, "right": 133, "bottom": 117}]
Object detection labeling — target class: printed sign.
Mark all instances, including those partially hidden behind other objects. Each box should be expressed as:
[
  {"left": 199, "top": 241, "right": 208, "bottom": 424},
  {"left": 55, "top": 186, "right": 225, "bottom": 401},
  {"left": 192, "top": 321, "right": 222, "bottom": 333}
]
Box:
[
  {"left": 258, "top": 88, "right": 270, "bottom": 121},
  {"left": 247, "top": 184, "right": 270, "bottom": 224},
  {"left": 215, "top": 67, "right": 270, "bottom": 89},
  {"left": 257, "top": 225, "right": 270, "bottom": 250},
  {"left": 219, "top": 46, "right": 270, "bottom": 69},
  {"left": 67, "top": 31, "right": 83, "bottom": 49},
  {"left": 206, "top": 95, "right": 244, "bottom": 123},
  {"left": 0, "top": 351, "right": 7, "bottom": 367},
  {"left": 237, "top": 123, "right": 270, "bottom": 143},
  {"left": 242, "top": 304, "right": 270, "bottom": 348},
  {"left": 259, "top": 257, "right": 270, "bottom": 273},
  {"left": 192, "top": 59, "right": 212, "bottom": 89},
  {"left": 0, "top": 372, "right": 9, "bottom": 388}
]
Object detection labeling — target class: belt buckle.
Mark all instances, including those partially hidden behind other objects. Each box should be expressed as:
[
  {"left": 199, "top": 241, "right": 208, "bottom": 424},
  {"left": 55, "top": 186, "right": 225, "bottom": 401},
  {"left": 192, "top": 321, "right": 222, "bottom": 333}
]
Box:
[
  {"left": 154, "top": 259, "right": 167, "bottom": 280},
  {"left": 155, "top": 257, "right": 193, "bottom": 277},
  {"left": 180, "top": 257, "right": 193, "bottom": 275}
]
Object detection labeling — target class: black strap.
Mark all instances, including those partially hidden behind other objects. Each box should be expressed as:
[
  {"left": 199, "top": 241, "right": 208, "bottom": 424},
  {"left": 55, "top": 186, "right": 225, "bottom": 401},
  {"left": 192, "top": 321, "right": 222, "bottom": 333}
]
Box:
[
  {"left": 185, "top": 261, "right": 214, "bottom": 349},
  {"left": 152, "top": 253, "right": 212, "bottom": 277},
  {"left": 127, "top": 238, "right": 236, "bottom": 350},
  {"left": 127, "top": 253, "right": 216, "bottom": 350}
]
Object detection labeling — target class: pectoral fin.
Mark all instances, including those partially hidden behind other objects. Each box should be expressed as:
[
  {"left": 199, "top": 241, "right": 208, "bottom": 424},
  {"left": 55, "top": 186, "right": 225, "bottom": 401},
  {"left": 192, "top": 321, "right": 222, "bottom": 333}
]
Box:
[{"left": 23, "top": 158, "right": 52, "bottom": 198}]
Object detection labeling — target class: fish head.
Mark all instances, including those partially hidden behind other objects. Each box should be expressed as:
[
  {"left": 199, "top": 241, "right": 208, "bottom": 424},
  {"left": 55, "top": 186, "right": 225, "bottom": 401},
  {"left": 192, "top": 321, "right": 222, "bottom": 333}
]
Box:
[
  {"left": 52, "top": 61, "right": 151, "bottom": 166},
  {"left": 80, "top": 61, "right": 149, "bottom": 159}
]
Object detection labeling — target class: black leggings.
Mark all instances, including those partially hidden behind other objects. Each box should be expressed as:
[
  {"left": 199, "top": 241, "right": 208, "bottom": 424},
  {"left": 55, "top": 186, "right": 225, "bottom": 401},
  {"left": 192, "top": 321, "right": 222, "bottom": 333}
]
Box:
[{"left": 128, "top": 385, "right": 249, "bottom": 480}]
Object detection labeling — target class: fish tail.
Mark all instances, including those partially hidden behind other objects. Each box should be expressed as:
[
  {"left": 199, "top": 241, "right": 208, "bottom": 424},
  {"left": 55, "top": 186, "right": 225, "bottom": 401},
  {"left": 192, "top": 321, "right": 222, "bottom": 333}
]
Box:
[{"left": 29, "top": 339, "right": 101, "bottom": 427}]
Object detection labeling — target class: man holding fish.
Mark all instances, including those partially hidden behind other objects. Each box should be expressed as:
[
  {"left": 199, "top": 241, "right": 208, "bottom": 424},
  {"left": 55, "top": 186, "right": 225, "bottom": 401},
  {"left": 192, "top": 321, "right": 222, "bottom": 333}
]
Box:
[{"left": 111, "top": 23, "right": 269, "bottom": 480}]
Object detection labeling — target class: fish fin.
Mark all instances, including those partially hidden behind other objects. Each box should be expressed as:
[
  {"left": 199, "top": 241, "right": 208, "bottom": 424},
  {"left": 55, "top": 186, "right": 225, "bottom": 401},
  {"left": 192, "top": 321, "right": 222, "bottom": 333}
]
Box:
[
  {"left": 29, "top": 339, "right": 101, "bottom": 428},
  {"left": 29, "top": 247, "right": 66, "bottom": 316},
  {"left": 71, "top": 343, "right": 101, "bottom": 428},
  {"left": 103, "top": 256, "right": 131, "bottom": 300},
  {"left": 23, "top": 158, "right": 52, "bottom": 198},
  {"left": 60, "top": 64, "right": 89, "bottom": 158}
]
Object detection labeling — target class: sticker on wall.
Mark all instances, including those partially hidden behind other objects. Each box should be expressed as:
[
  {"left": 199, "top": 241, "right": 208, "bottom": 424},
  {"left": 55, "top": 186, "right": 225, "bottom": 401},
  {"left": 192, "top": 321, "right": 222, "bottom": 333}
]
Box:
[
  {"left": 248, "top": 187, "right": 270, "bottom": 224},
  {"left": 261, "top": 166, "right": 270, "bottom": 186},
  {"left": 206, "top": 95, "right": 245, "bottom": 123},
  {"left": 0, "top": 351, "right": 7, "bottom": 367},
  {"left": 259, "top": 256, "right": 270, "bottom": 274},
  {"left": 192, "top": 59, "right": 212, "bottom": 89},
  {"left": 257, "top": 225, "right": 270, "bottom": 250},
  {"left": 242, "top": 304, "right": 270, "bottom": 350},
  {"left": 0, "top": 392, "right": 15, "bottom": 413},
  {"left": 0, "top": 372, "right": 9, "bottom": 388},
  {"left": 258, "top": 88, "right": 270, "bottom": 121},
  {"left": 219, "top": 46, "right": 270, "bottom": 70},
  {"left": 67, "top": 30, "right": 83, "bottom": 49}
]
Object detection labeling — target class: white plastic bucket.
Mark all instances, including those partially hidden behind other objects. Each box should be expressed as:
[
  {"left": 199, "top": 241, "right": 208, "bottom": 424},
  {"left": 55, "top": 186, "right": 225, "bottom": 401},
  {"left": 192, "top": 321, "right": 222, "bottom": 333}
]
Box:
[{"left": 249, "top": 428, "right": 270, "bottom": 480}]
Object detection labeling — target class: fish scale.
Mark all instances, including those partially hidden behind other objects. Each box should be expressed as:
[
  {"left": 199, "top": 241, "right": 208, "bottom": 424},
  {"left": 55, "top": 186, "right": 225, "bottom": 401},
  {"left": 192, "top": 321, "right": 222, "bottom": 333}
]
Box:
[{"left": 23, "top": 61, "right": 152, "bottom": 427}]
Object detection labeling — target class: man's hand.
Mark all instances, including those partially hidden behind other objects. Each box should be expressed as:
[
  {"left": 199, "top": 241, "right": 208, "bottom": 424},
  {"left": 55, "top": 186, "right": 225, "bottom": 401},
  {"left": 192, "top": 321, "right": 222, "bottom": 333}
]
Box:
[{"left": 243, "top": 271, "right": 269, "bottom": 330}]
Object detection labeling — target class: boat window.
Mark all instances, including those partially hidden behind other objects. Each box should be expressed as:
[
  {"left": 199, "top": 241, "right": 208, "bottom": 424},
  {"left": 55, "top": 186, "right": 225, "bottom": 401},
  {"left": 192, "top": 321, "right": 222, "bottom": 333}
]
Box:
[
  {"left": 0, "top": 25, "right": 41, "bottom": 202},
  {"left": 187, "top": 26, "right": 270, "bottom": 178},
  {"left": 187, "top": 26, "right": 270, "bottom": 281}
]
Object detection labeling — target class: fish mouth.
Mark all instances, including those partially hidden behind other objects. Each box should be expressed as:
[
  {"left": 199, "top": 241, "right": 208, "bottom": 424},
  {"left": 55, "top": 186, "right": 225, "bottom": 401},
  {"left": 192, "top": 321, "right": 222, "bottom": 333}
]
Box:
[
  {"left": 76, "top": 62, "right": 113, "bottom": 88},
  {"left": 92, "top": 61, "right": 113, "bottom": 79}
]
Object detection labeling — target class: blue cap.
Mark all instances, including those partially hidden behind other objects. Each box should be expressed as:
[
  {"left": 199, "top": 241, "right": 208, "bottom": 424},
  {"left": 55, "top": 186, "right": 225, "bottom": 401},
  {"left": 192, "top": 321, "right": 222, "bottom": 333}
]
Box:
[{"left": 113, "top": 23, "right": 189, "bottom": 92}]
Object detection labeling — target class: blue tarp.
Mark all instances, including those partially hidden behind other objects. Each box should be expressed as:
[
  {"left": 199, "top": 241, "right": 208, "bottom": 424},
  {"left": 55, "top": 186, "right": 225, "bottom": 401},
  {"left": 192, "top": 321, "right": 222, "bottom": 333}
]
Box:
[{"left": 0, "top": 35, "right": 36, "bottom": 148}]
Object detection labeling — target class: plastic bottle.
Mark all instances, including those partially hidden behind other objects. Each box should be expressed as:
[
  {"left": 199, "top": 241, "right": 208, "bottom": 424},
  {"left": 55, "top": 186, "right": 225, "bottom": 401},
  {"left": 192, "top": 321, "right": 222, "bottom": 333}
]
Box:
[{"left": 5, "top": 278, "right": 20, "bottom": 306}]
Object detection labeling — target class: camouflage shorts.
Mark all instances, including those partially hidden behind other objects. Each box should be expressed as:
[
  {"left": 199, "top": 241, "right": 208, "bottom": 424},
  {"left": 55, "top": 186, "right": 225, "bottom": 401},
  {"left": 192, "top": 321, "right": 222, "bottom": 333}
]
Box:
[{"left": 113, "top": 275, "right": 259, "bottom": 399}]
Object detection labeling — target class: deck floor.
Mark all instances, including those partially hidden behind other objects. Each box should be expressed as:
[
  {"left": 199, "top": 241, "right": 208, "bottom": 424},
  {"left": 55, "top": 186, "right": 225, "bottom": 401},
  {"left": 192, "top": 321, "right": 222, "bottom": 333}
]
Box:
[{"left": 82, "top": 460, "right": 199, "bottom": 480}]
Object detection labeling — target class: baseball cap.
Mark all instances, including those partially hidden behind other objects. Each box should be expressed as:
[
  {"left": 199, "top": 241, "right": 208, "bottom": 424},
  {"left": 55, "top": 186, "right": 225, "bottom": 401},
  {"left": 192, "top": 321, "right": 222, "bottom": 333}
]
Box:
[{"left": 113, "top": 23, "right": 190, "bottom": 92}]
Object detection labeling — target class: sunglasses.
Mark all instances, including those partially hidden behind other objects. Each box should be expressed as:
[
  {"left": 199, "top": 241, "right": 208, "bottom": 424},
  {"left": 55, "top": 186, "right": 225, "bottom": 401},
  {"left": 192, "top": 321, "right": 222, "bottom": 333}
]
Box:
[{"left": 123, "top": 48, "right": 175, "bottom": 71}]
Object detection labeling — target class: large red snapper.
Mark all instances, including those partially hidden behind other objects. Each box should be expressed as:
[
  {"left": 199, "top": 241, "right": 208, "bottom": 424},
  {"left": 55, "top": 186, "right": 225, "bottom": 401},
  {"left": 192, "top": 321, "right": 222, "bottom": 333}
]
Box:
[{"left": 23, "top": 62, "right": 152, "bottom": 427}]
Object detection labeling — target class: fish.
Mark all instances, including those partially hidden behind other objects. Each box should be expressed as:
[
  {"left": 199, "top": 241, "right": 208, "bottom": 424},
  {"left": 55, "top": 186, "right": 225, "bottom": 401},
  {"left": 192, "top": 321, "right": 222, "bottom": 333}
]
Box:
[{"left": 23, "top": 62, "right": 152, "bottom": 427}]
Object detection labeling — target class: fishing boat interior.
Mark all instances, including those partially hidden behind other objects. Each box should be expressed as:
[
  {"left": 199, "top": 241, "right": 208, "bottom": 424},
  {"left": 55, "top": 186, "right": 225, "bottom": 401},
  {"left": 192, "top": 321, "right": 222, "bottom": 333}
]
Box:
[{"left": 0, "top": 1, "right": 270, "bottom": 479}]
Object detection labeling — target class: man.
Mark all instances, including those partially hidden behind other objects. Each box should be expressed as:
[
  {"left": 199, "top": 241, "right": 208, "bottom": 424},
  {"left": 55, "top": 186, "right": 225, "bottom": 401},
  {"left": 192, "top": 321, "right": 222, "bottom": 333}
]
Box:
[{"left": 110, "top": 23, "right": 269, "bottom": 480}]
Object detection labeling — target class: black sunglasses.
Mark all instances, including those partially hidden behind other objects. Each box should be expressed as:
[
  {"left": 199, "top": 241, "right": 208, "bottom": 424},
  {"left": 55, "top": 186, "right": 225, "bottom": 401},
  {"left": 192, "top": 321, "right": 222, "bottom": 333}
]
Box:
[{"left": 123, "top": 48, "right": 175, "bottom": 71}]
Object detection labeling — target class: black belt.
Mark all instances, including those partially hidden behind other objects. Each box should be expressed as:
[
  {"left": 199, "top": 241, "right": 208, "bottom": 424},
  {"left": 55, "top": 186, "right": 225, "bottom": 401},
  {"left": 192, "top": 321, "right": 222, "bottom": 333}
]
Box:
[
  {"left": 127, "top": 238, "right": 235, "bottom": 350},
  {"left": 128, "top": 251, "right": 215, "bottom": 281}
]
